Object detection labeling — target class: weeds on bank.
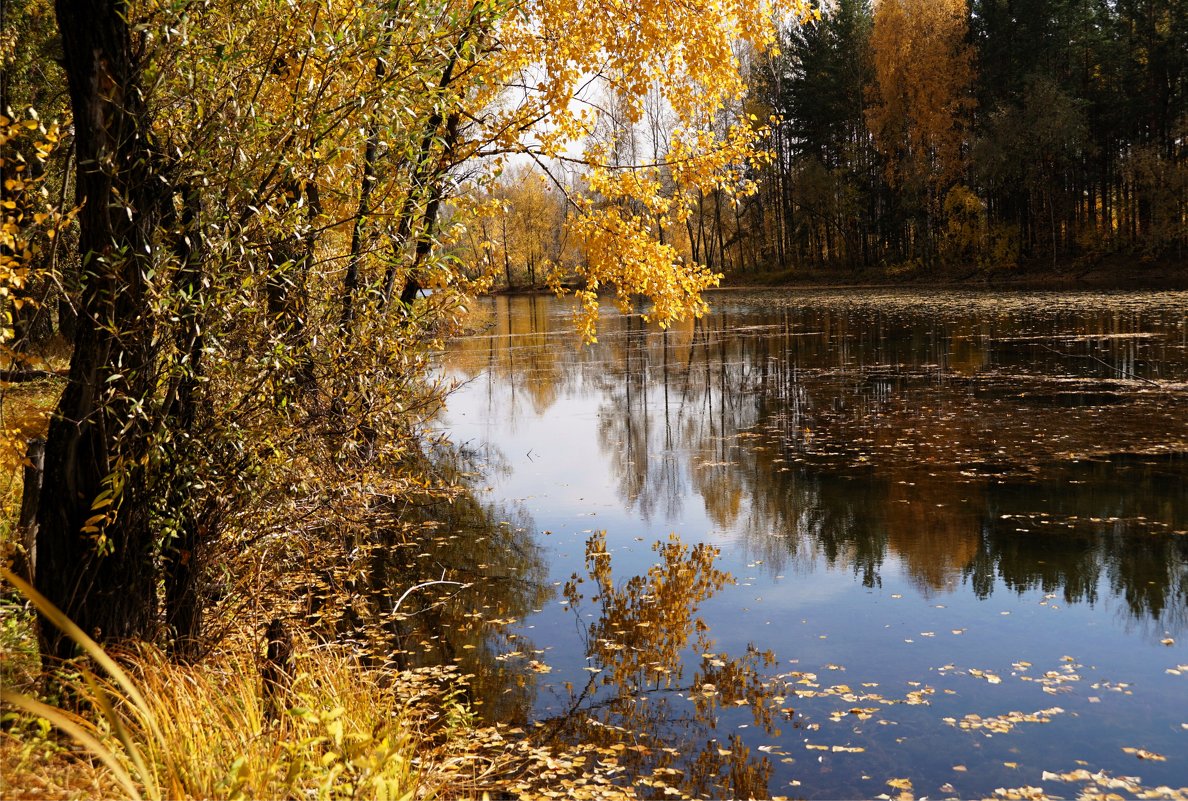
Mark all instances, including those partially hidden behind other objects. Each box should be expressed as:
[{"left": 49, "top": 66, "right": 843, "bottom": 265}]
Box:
[
  {"left": 1, "top": 568, "right": 426, "bottom": 800},
  {"left": 0, "top": 568, "right": 638, "bottom": 800}
]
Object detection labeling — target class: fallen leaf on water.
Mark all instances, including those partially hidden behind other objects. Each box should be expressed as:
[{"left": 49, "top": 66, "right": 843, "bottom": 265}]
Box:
[
  {"left": 1161, "top": 638, "right": 1175, "bottom": 646},
  {"left": 993, "top": 786, "right": 1046, "bottom": 799},
  {"left": 887, "top": 778, "right": 912, "bottom": 790},
  {"left": 1121, "top": 747, "right": 1167, "bottom": 761}
]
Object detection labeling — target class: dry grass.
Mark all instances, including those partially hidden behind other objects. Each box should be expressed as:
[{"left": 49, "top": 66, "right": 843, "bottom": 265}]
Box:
[
  {"left": 1, "top": 588, "right": 428, "bottom": 800},
  {"left": 0, "top": 729, "right": 120, "bottom": 800},
  {"left": 0, "top": 570, "right": 637, "bottom": 800},
  {"left": 1, "top": 644, "right": 636, "bottom": 800}
]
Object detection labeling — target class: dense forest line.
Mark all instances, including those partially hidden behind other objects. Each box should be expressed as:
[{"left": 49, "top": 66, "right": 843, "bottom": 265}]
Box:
[{"left": 732, "top": 0, "right": 1187, "bottom": 278}]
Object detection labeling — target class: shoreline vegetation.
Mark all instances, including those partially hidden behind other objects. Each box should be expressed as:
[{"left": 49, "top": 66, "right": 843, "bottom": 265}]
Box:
[
  {"left": 0, "top": 382, "right": 641, "bottom": 800},
  {"left": 1, "top": 521, "right": 638, "bottom": 801},
  {"left": 490, "top": 256, "right": 1187, "bottom": 297}
]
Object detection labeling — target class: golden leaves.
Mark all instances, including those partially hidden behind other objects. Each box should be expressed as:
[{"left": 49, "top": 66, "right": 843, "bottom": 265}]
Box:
[
  {"left": 887, "top": 777, "right": 913, "bottom": 790},
  {"left": 866, "top": 0, "right": 975, "bottom": 194},
  {"left": 464, "top": 0, "right": 814, "bottom": 339},
  {"left": 992, "top": 786, "right": 1047, "bottom": 800},
  {"left": 943, "top": 707, "right": 1065, "bottom": 735}
]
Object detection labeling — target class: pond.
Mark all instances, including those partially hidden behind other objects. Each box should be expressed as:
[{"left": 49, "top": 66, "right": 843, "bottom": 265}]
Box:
[{"left": 439, "top": 288, "right": 1188, "bottom": 799}]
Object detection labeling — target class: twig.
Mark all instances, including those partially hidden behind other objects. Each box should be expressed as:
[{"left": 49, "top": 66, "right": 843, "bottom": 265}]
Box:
[
  {"left": 391, "top": 572, "right": 470, "bottom": 613},
  {"left": 1037, "top": 342, "right": 1161, "bottom": 387}
]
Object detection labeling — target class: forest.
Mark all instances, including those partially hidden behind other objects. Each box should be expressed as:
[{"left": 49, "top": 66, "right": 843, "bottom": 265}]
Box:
[
  {"left": 0, "top": 0, "right": 1185, "bottom": 797},
  {"left": 475, "top": 0, "right": 1186, "bottom": 287}
]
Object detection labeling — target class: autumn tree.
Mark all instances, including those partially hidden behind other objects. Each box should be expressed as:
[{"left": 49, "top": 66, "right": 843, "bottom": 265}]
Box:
[
  {"left": 30, "top": 0, "right": 179, "bottom": 659},
  {"left": 475, "top": 166, "right": 569, "bottom": 290},
  {"left": 17, "top": 0, "right": 811, "bottom": 662},
  {"left": 866, "top": 0, "right": 975, "bottom": 268}
]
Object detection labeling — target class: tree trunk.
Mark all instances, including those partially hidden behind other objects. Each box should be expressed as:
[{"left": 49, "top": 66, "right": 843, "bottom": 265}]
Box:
[
  {"left": 162, "top": 185, "right": 207, "bottom": 660},
  {"left": 12, "top": 438, "right": 45, "bottom": 587},
  {"left": 35, "top": 0, "right": 166, "bottom": 662}
]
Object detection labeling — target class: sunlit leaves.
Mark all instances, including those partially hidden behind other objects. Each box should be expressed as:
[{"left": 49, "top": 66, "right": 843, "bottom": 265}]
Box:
[
  {"left": 0, "top": 112, "right": 69, "bottom": 349},
  {"left": 866, "top": 0, "right": 975, "bottom": 204}
]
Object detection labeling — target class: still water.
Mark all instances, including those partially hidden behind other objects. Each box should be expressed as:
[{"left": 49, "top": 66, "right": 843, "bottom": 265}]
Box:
[{"left": 439, "top": 289, "right": 1188, "bottom": 799}]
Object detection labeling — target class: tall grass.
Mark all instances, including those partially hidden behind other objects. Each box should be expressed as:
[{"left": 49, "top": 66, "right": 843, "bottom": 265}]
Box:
[
  {"left": 1, "top": 572, "right": 641, "bottom": 801},
  {"left": 1, "top": 568, "right": 430, "bottom": 800}
]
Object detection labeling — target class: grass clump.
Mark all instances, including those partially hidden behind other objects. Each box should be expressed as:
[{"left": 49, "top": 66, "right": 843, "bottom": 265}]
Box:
[{"left": 2, "top": 569, "right": 423, "bottom": 800}]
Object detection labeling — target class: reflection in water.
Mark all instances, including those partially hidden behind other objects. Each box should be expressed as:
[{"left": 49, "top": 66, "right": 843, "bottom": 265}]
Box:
[
  {"left": 554, "top": 532, "right": 782, "bottom": 799},
  {"left": 303, "top": 441, "right": 554, "bottom": 724},
  {"left": 441, "top": 290, "right": 1188, "bottom": 798},
  {"left": 446, "top": 290, "right": 1188, "bottom": 631},
  {"left": 974, "top": 456, "right": 1188, "bottom": 628}
]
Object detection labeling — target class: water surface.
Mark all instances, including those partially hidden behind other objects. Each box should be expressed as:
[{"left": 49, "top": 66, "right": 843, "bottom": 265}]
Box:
[{"left": 440, "top": 289, "right": 1188, "bottom": 799}]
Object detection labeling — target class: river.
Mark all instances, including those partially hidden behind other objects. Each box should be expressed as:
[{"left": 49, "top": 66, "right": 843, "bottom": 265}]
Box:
[{"left": 439, "top": 288, "right": 1188, "bottom": 799}]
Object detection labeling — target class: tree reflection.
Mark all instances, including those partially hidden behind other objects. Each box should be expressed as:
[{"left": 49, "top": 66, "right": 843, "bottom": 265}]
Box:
[
  {"left": 443, "top": 292, "right": 1188, "bottom": 631},
  {"left": 297, "top": 440, "right": 554, "bottom": 725},
  {"left": 971, "top": 455, "right": 1188, "bottom": 628},
  {"left": 553, "top": 531, "right": 785, "bottom": 799}
]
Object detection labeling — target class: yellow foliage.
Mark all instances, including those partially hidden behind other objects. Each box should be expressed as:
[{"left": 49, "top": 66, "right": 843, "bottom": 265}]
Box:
[
  {"left": 866, "top": 0, "right": 975, "bottom": 196},
  {"left": 461, "top": 0, "right": 812, "bottom": 338},
  {"left": 0, "top": 112, "right": 67, "bottom": 345}
]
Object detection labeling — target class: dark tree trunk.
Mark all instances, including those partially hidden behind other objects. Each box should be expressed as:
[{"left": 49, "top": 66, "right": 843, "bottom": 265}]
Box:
[
  {"left": 35, "top": 0, "right": 166, "bottom": 662},
  {"left": 261, "top": 617, "right": 294, "bottom": 721},
  {"left": 162, "top": 185, "right": 206, "bottom": 660},
  {"left": 12, "top": 438, "right": 46, "bottom": 587}
]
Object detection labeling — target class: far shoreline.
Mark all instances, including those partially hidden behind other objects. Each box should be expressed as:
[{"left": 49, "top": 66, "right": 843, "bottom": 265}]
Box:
[{"left": 487, "top": 254, "right": 1187, "bottom": 298}]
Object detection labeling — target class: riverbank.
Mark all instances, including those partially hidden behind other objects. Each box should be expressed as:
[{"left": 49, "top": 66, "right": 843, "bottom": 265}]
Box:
[
  {"left": 0, "top": 383, "right": 637, "bottom": 801},
  {"left": 488, "top": 255, "right": 1186, "bottom": 299},
  {"left": 721, "top": 253, "right": 1187, "bottom": 292},
  {"left": 0, "top": 614, "right": 636, "bottom": 800}
]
